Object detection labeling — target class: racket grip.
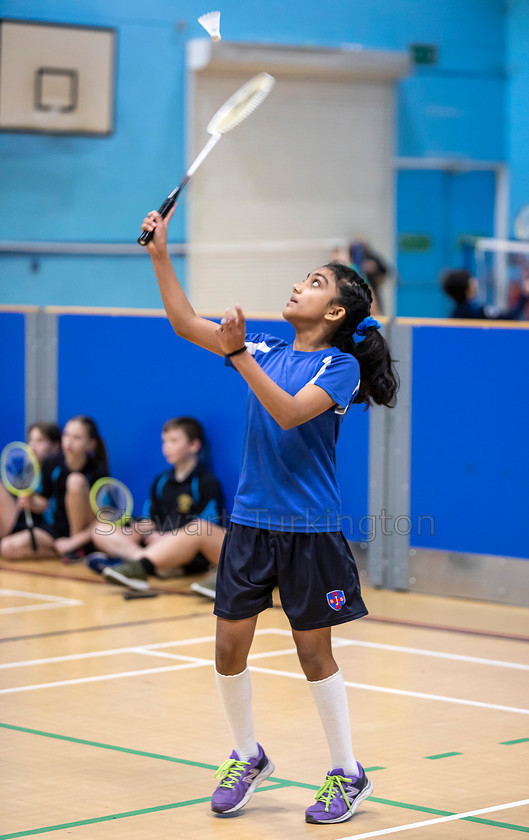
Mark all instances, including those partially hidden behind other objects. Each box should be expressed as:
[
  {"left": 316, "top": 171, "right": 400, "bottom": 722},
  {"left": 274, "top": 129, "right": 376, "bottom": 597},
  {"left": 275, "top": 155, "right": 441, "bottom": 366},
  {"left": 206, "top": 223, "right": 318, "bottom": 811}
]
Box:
[
  {"left": 137, "top": 193, "right": 180, "bottom": 246},
  {"left": 24, "top": 509, "right": 37, "bottom": 552}
]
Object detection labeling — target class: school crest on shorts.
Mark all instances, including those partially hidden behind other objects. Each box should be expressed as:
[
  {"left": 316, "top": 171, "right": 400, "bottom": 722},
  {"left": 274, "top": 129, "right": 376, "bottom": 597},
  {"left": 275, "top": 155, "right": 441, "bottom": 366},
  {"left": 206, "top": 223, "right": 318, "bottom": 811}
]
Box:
[{"left": 327, "top": 590, "right": 346, "bottom": 611}]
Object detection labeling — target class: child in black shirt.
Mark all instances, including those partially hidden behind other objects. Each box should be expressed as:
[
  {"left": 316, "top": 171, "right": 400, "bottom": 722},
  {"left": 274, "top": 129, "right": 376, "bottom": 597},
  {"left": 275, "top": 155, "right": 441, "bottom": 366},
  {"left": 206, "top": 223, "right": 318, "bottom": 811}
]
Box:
[
  {"left": 442, "top": 268, "right": 529, "bottom": 319},
  {"left": 88, "top": 417, "right": 225, "bottom": 592}
]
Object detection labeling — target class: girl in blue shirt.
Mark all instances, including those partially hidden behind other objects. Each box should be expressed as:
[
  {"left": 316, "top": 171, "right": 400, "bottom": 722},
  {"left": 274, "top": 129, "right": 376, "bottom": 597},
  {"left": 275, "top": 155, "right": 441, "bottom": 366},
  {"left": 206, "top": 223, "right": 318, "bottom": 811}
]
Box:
[{"left": 141, "top": 207, "right": 398, "bottom": 826}]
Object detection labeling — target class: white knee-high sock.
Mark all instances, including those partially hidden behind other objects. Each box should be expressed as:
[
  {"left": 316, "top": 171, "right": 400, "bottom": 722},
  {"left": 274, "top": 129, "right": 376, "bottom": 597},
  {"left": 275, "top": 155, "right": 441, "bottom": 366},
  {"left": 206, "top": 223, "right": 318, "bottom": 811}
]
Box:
[
  {"left": 215, "top": 667, "right": 259, "bottom": 761},
  {"left": 308, "top": 668, "right": 359, "bottom": 777}
]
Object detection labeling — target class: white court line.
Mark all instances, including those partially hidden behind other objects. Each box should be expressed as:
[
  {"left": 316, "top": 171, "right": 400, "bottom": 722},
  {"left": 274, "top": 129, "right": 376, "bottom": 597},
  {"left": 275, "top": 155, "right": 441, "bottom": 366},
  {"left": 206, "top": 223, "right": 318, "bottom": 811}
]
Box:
[
  {"left": 0, "top": 588, "right": 81, "bottom": 614},
  {"left": 0, "top": 659, "right": 212, "bottom": 694},
  {"left": 334, "top": 639, "right": 529, "bottom": 671},
  {"left": 132, "top": 648, "right": 211, "bottom": 664},
  {"left": 0, "top": 588, "right": 79, "bottom": 602},
  {"left": 266, "top": 627, "right": 529, "bottom": 671},
  {"left": 0, "top": 644, "right": 298, "bottom": 673},
  {"left": 0, "top": 633, "right": 222, "bottom": 670},
  {"left": 334, "top": 798, "right": 529, "bottom": 840},
  {"left": 248, "top": 665, "right": 529, "bottom": 716},
  {"left": 0, "top": 646, "right": 154, "bottom": 670},
  {"left": 0, "top": 602, "right": 82, "bottom": 615},
  {"left": 0, "top": 635, "right": 260, "bottom": 670},
  {"left": 0, "top": 640, "right": 220, "bottom": 670},
  {"left": 1, "top": 631, "right": 527, "bottom": 713},
  {"left": 2, "top": 651, "right": 527, "bottom": 715},
  {"left": 132, "top": 646, "right": 299, "bottom": 663},
  {"left": 3, "top": 628, "right": 528, "bottom": 672},
  {"left": 141, "top": 633, "right": 218, "bottom": 648},
  {"left": 0, "top": 631, "right": 292, "bottom": 670}
]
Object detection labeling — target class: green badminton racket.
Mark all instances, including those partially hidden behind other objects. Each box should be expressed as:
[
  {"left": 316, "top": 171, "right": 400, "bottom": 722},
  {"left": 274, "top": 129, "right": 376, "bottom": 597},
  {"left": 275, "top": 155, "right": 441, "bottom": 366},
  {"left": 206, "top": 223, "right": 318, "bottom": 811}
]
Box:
[{"left": 1, "top": 441, "right": 41, "bottom": 551}]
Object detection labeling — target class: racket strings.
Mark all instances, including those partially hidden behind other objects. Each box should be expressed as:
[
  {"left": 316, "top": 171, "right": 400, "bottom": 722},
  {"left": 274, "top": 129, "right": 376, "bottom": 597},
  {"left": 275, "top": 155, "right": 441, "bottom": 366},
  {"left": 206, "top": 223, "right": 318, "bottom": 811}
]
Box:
[
  {"left": 208, "top": 73, "right": 275, "bottom": 135},
  {"left": 90, "top": 478, "right": 133, "bottom": 527},
  {"left": 94, "top": 487, "right": 129, "bottom": 521},
  {"left": 1, "top": 445, "right": 40, "bottom": 494},
  {"left": 7, "top": 459, "right": 36, "bottom": 490}
]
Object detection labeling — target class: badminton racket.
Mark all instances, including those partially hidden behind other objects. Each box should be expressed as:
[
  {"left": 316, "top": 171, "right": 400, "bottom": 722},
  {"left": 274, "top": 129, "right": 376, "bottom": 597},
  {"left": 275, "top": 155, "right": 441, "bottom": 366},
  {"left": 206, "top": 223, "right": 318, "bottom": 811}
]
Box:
[
  {"left": 89, "top": 477, "right": 134, "bottom": 528},
  {"left": 0, "top": 441, "right": 41, "bottom": 551},
  {"left": 137, "top": 72, "right": 275, "bottom": 246}
]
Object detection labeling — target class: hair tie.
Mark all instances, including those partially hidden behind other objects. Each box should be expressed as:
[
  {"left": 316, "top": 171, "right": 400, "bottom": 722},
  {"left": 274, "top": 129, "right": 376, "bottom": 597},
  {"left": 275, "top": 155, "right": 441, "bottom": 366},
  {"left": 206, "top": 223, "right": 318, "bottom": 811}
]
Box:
[{"left": 353, "top": 316, "right": 381, "bottom": 344}]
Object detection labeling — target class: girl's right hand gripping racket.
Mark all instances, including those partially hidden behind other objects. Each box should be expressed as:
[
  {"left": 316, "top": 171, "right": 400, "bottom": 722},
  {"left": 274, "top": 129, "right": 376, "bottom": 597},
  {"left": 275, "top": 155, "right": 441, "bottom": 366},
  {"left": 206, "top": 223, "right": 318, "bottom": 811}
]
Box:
[
  {"left": 0, "top": 441, "right": 41, "bottom": 552},
  {"left": 137, "top": 72, "right": 275, "bottom": 246}
]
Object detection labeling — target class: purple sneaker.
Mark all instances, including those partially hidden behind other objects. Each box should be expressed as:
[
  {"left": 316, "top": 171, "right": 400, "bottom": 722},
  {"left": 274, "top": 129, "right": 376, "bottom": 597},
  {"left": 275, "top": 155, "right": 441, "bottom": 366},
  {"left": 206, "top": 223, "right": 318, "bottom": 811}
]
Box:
[
  {"left": 305, "top": 764, "right": 373, "bottom": 824},
  {"left": 211, "top": 744, "right": 274, "bottom": 814}
]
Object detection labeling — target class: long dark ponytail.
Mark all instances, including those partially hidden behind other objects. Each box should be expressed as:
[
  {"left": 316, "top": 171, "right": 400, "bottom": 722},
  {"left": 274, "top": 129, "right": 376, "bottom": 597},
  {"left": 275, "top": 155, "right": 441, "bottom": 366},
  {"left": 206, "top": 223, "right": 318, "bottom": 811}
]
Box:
[
  {"left": 325, "top": 262, "right": 399, "bottom": 408},
  {"left": 71, "top": 415, "right": 109, "bottom": 472}
]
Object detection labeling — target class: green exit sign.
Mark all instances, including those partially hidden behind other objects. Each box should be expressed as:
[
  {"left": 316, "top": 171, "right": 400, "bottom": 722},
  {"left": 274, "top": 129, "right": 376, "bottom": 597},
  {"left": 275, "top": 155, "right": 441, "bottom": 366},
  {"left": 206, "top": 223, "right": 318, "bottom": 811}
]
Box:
[
  {"left": 398, "top": 233, "right": 432, "bottom": 253},
  {"left": 410, "top": 43, "right": 438, "bottom": 65}
]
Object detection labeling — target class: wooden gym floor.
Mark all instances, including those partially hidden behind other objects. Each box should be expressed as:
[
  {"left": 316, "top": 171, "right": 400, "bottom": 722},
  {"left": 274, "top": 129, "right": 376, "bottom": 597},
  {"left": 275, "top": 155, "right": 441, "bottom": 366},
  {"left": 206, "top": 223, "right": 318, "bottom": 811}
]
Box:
[{"left": 0, "top": 558, "right": 528, "bottom": 840}]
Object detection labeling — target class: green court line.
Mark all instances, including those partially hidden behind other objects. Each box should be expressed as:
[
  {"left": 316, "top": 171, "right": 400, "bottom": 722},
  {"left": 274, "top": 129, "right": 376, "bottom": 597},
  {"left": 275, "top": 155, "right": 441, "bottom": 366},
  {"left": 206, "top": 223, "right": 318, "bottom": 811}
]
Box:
[
  {"left": 0, "top": 722, "right": 218, "bottom": 771},
  {"left": 0, "top": 800, "right": 212, "bottom": 840},
  {"left": 500, "top": 738, "right": 529, "bottom": 745},
  {"left": 2, "top": 722, "right": 528, "bottom": 836},
  {"left": 425, "top": 751, "right": 463, "bottom": 760},
  {"left": 0, "top": 724, "right": 385, "bottom": 790},
  {"left": 0, "top": 721, "right": 313, "bottom": 789},
  {"left": 464, "top": 817, "right": 529, "bottom": 832},
  {"left": 0, "top": 785, "right": 288, "bottom": 840}
]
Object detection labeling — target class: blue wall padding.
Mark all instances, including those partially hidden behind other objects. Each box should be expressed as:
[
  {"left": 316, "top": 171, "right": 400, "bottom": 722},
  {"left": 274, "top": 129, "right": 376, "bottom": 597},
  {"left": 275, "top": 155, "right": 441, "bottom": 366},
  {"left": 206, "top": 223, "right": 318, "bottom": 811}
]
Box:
[
  {"left": 410, "top": 325, "right": 529, "bottom": 559},
  {"left": 0, "top": 313, "right": 26, "bottom": 445},
  {"left": 336, "top": 406, "right": 370, "bottom": 539},
  {"left": 56, "top": 314, "right": 369, "bottom": 527}
]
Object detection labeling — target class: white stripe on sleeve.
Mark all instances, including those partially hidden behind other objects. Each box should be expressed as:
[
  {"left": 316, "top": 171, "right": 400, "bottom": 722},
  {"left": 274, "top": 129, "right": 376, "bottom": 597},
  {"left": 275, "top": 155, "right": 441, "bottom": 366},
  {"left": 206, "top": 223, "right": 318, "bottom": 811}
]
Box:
[{"left": 245, "top": 340, "right": 272, "bottom": 356}]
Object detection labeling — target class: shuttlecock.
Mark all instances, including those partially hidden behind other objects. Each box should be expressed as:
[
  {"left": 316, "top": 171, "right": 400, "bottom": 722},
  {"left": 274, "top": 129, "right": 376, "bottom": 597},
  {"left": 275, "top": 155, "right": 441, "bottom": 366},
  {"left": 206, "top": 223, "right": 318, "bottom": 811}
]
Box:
[{"left": 198, "top": 10, "right": 221, "bottom": 41}]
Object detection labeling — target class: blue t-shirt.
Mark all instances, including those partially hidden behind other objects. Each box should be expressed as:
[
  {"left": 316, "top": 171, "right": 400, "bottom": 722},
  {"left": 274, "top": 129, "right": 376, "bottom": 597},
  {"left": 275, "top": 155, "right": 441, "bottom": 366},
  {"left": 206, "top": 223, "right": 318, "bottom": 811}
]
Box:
[{"left": 228, "top": 333, "right": 360, "bottom": 532}]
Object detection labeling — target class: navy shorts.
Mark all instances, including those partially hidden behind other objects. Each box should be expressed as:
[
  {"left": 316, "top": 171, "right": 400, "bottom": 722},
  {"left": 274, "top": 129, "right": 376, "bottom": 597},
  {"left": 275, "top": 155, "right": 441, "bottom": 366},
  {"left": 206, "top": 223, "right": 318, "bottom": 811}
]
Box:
[{"left": 214, "top": 523, "right": 368, "bottom": 631}]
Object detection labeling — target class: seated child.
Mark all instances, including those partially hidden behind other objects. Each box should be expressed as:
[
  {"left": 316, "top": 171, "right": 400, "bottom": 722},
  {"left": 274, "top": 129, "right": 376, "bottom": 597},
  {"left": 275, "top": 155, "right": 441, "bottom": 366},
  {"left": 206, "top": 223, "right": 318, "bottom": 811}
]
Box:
[
  {"left": 1, "top": 416, "right": 107, "bottom": 560},
  {"left": 442, "top": 268, "right": 529, "bottom": 319},
  {"left": 87, "top": 416, "right": 225, "bottom": 593},
  {"left": 0, "top": 422, "right": 61, "bottom": 546}
]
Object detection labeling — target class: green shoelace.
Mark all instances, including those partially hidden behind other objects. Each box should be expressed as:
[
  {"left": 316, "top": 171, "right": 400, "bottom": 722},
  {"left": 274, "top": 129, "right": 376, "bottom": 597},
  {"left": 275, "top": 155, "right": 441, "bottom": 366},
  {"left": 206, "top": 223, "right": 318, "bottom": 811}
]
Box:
[
  {"left": 314, "top": 774, "right": 353, "bottom": 813},
  {"left": 214, "top": 758, "right": 250, "bottom": 789}
]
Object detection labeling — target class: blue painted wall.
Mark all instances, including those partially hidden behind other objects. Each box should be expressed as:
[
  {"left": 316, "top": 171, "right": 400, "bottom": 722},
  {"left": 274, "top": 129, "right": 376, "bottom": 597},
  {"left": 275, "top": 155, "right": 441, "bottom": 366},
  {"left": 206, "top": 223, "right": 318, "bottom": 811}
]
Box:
[
  {"left": 397, "top": 170, "right": 496, "bottom": 316},
  {"left": 506, "top": 0, "right": 529, "bottom": 233},
  {"left": 0, "top": 0, "right": 510, "bottom": 315}
]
